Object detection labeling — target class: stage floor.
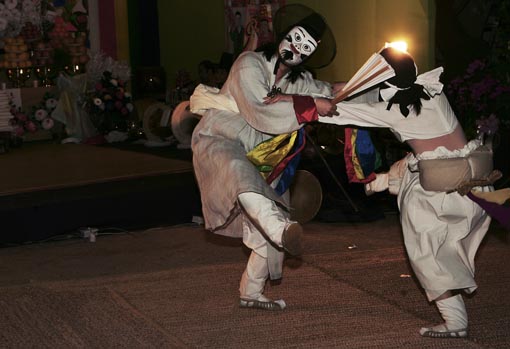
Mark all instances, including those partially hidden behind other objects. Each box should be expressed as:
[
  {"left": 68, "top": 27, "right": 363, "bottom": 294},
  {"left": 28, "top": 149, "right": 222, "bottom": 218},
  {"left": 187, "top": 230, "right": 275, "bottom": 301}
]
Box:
[
  {"left": 0, "top": 142, "right": 200, "bottom": 244},
  {"left": 0, "top": 142, "right": 193, "bottom": 196}
]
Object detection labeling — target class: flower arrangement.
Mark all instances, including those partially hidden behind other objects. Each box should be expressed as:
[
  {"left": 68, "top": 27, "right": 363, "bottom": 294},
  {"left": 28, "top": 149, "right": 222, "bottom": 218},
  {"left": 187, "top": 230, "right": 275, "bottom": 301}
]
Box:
[
  {"left": 446, "top": 58, "right": 510, "bottom": 139},
  {"left": 82, "top": 52, "right": 133, "bottom": 134},
  {"left": 445, "top": 0, "right": 510, "bottom": 139},
  {"left": 85, "top": 70, "right": 134, "bottom": 133},
  {"left": 10, "top": 92, "right": 59, "bottom": 137}
]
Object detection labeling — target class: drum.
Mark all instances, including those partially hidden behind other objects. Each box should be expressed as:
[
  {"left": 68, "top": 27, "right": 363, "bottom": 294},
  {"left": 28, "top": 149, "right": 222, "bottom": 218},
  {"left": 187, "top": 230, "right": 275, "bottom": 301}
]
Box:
[
  {"left": 289, "top": 170, "right": 323, "bottom": 224},
  {"left": 171, "top": 100, "right": 201, "bottom": 147}
]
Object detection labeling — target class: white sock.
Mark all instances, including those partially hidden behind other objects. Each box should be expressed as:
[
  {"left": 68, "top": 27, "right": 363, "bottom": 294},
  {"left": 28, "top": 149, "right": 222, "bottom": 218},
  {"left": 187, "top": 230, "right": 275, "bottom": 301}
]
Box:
[
  {"left": 239, "top": 251, "right": 268, "bottom": 300},
  {"left": 420, "top": 294, "right": 468, "bottom": 334}
]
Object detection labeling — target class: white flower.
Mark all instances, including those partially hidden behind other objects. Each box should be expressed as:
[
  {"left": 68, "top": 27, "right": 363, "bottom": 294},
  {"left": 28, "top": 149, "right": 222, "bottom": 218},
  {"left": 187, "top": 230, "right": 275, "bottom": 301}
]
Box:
[
  {"left": 110, "top": 79, "right": 118, "bottom": 87},
  {"left": 93, "top": 97, "right": 103, "bottom": 106},
  {"left": 5, "top": 0, "right": 17, "bottom": 10},
  {"left": 34, "top": 109, "right": 48, "bottom": 121},
  {"left": 126, "top": 103, "right": 134, "bottom": 112},
  {"left": 0, "top": 18, "right": 7, "bottom": 31},
  {"left": 124, "top": 92, "right": 132, "bottom": 98},
  {"left": 46, "top": 98, "right": 58, "bottom": 109},
  {"left": 42, "top": 117, "right": 54, "bottom": 130}
]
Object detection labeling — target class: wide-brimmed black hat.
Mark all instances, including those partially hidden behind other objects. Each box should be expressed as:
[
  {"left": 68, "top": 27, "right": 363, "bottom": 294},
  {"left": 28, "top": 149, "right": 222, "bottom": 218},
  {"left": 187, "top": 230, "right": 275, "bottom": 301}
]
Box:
[{"left": 274, "top": 4, "right": 336, "bottom": 69}]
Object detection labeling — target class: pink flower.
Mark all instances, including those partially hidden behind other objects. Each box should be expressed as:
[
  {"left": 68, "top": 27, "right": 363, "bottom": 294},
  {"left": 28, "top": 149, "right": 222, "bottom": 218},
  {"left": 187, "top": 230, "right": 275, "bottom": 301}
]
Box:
[
  {"left": 120, "top": 107, "right": 129, "bottom": 115},
  {"left": 476, "top": 114, "right": 499, "bottom": 134},
  {"left": 466, "top": 59, "right": 485, "bottom": 75},
  {"left": 42, "top": 118, "right": 55, "bottom": 130},
  {"left": 77, "top": 14, "right": 88, "bottom": 24},
  {"left": 35, "top": 109, "right": 48, "bottom": 121},
  {"left": 14, "top": 125, "right": 24, "bottom": 137},
  {"left": 15, "top": 112, "right": 28, "bottom": 122},
  {"left": 114, "top": 100, "right": 123, "bottom": 110},
  {"left": 25, "top": 121, "right": 38, "bottom": 133}
]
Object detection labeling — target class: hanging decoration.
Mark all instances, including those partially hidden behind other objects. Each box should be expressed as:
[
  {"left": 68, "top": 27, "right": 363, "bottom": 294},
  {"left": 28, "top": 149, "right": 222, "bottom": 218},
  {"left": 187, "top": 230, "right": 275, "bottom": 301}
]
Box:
[{"left": 224, "top": 0, "right": 286, "bottom": 60}]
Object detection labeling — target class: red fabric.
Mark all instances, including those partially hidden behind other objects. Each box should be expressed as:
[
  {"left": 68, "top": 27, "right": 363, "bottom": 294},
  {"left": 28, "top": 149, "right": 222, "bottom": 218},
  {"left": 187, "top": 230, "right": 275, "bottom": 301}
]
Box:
[
  {"left": 266, "top": 135, "right": 305, "bottom": 184},
  {"left": 292, "top": 95, "right": 318, "bottom": 123},
  {"left": 98, "top": 1, "right": 117, "bottom": 59}
]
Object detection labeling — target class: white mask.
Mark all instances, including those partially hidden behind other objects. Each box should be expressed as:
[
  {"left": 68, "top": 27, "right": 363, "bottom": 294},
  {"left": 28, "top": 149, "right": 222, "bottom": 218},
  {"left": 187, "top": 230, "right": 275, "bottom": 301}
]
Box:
[{"left": 278, "top": 26, "right": 318, "bottom": 66}]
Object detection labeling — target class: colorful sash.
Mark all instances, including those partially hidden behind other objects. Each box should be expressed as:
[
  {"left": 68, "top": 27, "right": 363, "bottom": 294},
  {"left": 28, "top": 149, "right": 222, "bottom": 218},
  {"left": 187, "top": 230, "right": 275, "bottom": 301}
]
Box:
[
  {"left": 247, "top": 128, "right": 305, "bottom": 195},
  {"left": 344, "top": 128, "right": 379, "bottom": 183}
]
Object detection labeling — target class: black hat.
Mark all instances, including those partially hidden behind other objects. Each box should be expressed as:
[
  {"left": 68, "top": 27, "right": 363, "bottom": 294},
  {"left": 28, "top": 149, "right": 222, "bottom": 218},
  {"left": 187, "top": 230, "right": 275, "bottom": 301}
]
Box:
[
  {"left": 274, "top": 4, "right": 336, "bottom": 69},
  {"left": 296, "top": 13, "right": 326, "bottom": 42},
  {"left": 379, "top": 47, "right": 417, "bottom": 88},
  {"left": 379, "top": 47, "right": 429, "bottom": 117}
]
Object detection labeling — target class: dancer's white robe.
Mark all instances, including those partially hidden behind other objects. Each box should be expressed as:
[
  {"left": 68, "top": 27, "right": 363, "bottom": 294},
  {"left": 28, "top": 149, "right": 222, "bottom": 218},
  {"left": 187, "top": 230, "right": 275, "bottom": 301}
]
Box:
[
  {"left": 191, "top": 51, "right": 331, "bottom": 276},
  {"left": 320, "top": 92, "right": 491, "bottom": 301}
]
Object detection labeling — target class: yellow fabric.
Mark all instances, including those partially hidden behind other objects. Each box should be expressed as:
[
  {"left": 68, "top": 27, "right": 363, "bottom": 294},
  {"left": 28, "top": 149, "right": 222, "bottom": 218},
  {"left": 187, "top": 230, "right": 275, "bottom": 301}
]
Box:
[
  {"left": 59, "top": 91, "right": 73, "bottom": 119},
  {"left": 246, "top": 131, "right": 297, "bottom": 178},
  {"left": 114, "top": 0, "right": 130, "bottom": 63},
  {"left": 350, "top": 129, "right": 366, "bottom": 180}
]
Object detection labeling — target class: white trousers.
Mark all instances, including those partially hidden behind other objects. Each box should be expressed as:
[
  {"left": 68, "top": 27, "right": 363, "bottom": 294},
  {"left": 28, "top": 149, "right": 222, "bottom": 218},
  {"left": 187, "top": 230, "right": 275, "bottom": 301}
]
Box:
[
  {"left": 237, "top": 191, "right": 289, "bottom": 298},
  {"left": 399, "top": 157, "right": 491, "bottom": 301},
  {"left": 238, "top": 191, "right": 289, "bottom": 251}
]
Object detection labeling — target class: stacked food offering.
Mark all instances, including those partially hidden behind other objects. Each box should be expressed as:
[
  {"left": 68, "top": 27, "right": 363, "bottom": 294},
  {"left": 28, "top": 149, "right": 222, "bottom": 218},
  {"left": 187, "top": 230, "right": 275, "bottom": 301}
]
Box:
[
  {"left": 0, "top": 91, "right": 14, "bottom": 133},
  {"left": 0, "top": 36, "right": 33, "bottom": 69}
]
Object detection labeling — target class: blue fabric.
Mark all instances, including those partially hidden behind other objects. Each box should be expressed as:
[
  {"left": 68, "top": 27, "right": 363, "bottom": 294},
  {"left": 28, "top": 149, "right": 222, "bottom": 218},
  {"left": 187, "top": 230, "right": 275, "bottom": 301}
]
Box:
[{"left": 355, "top": 129, "right": 377, "bottom": 177}]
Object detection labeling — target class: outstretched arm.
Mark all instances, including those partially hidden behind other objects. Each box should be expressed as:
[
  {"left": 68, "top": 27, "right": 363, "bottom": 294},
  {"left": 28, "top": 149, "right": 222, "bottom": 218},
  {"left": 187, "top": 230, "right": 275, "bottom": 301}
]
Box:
[{"left": 263, "top": 93, "right": 339, "bottom": 118}]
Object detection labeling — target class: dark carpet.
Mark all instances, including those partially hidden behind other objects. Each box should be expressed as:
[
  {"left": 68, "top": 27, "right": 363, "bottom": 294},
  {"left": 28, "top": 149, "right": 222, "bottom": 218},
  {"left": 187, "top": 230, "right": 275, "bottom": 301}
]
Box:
[{"left": 1, "top": 217, "right": 508, "bottom": 348}]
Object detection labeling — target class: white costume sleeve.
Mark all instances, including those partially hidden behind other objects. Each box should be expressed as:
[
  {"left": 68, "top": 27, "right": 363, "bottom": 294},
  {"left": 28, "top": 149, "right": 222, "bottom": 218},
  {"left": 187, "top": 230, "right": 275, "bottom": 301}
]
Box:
[
  {"left": 319, "top": 101, "right": 394, "bottom": 129},
  {"left": 228, "top": 53, "right": 301, "bottom": 135},
  {"left": 228, "top": 52, "right": 332, "bottom": 135},
  {"left": 319, "top": 93, "right": 459, "bottom": 142}
]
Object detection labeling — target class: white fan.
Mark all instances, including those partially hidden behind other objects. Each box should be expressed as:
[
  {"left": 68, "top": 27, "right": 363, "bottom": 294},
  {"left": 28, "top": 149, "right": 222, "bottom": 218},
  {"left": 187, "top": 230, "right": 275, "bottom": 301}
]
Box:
[{"left": 332, "top": 52, "right": 395, "bottom": 104}]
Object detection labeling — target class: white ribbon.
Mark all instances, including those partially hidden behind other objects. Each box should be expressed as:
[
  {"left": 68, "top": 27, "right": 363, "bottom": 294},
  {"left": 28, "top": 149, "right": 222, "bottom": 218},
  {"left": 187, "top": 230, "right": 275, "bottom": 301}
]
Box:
[{"left": 189, "top": 84, "right": 239, "bottom": 115}]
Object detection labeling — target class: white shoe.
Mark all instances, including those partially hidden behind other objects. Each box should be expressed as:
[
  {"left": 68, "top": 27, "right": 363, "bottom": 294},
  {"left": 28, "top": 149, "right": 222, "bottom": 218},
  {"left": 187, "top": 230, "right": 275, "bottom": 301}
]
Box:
[
  {"left": 419, "top": 324, "right": 468, "bottom": 338},
  {"left": 239, "top": 295, "right": 286, "bottom": 310},
  {"left": 420, "top": 294, "right": 468, "bottom": 338}
]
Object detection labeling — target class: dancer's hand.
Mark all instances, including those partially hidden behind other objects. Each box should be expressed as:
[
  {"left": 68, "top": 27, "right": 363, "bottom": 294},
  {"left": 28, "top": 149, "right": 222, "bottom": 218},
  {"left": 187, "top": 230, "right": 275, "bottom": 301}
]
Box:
[
  {"left": 332, "top": 81, "right": 347, "bottom": 95},
  {"left": 263, "top": 93, "right": 292, "bottom": 104},
  {"left": 315, "top": 97, "right": 338, "bottom": 117}
]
